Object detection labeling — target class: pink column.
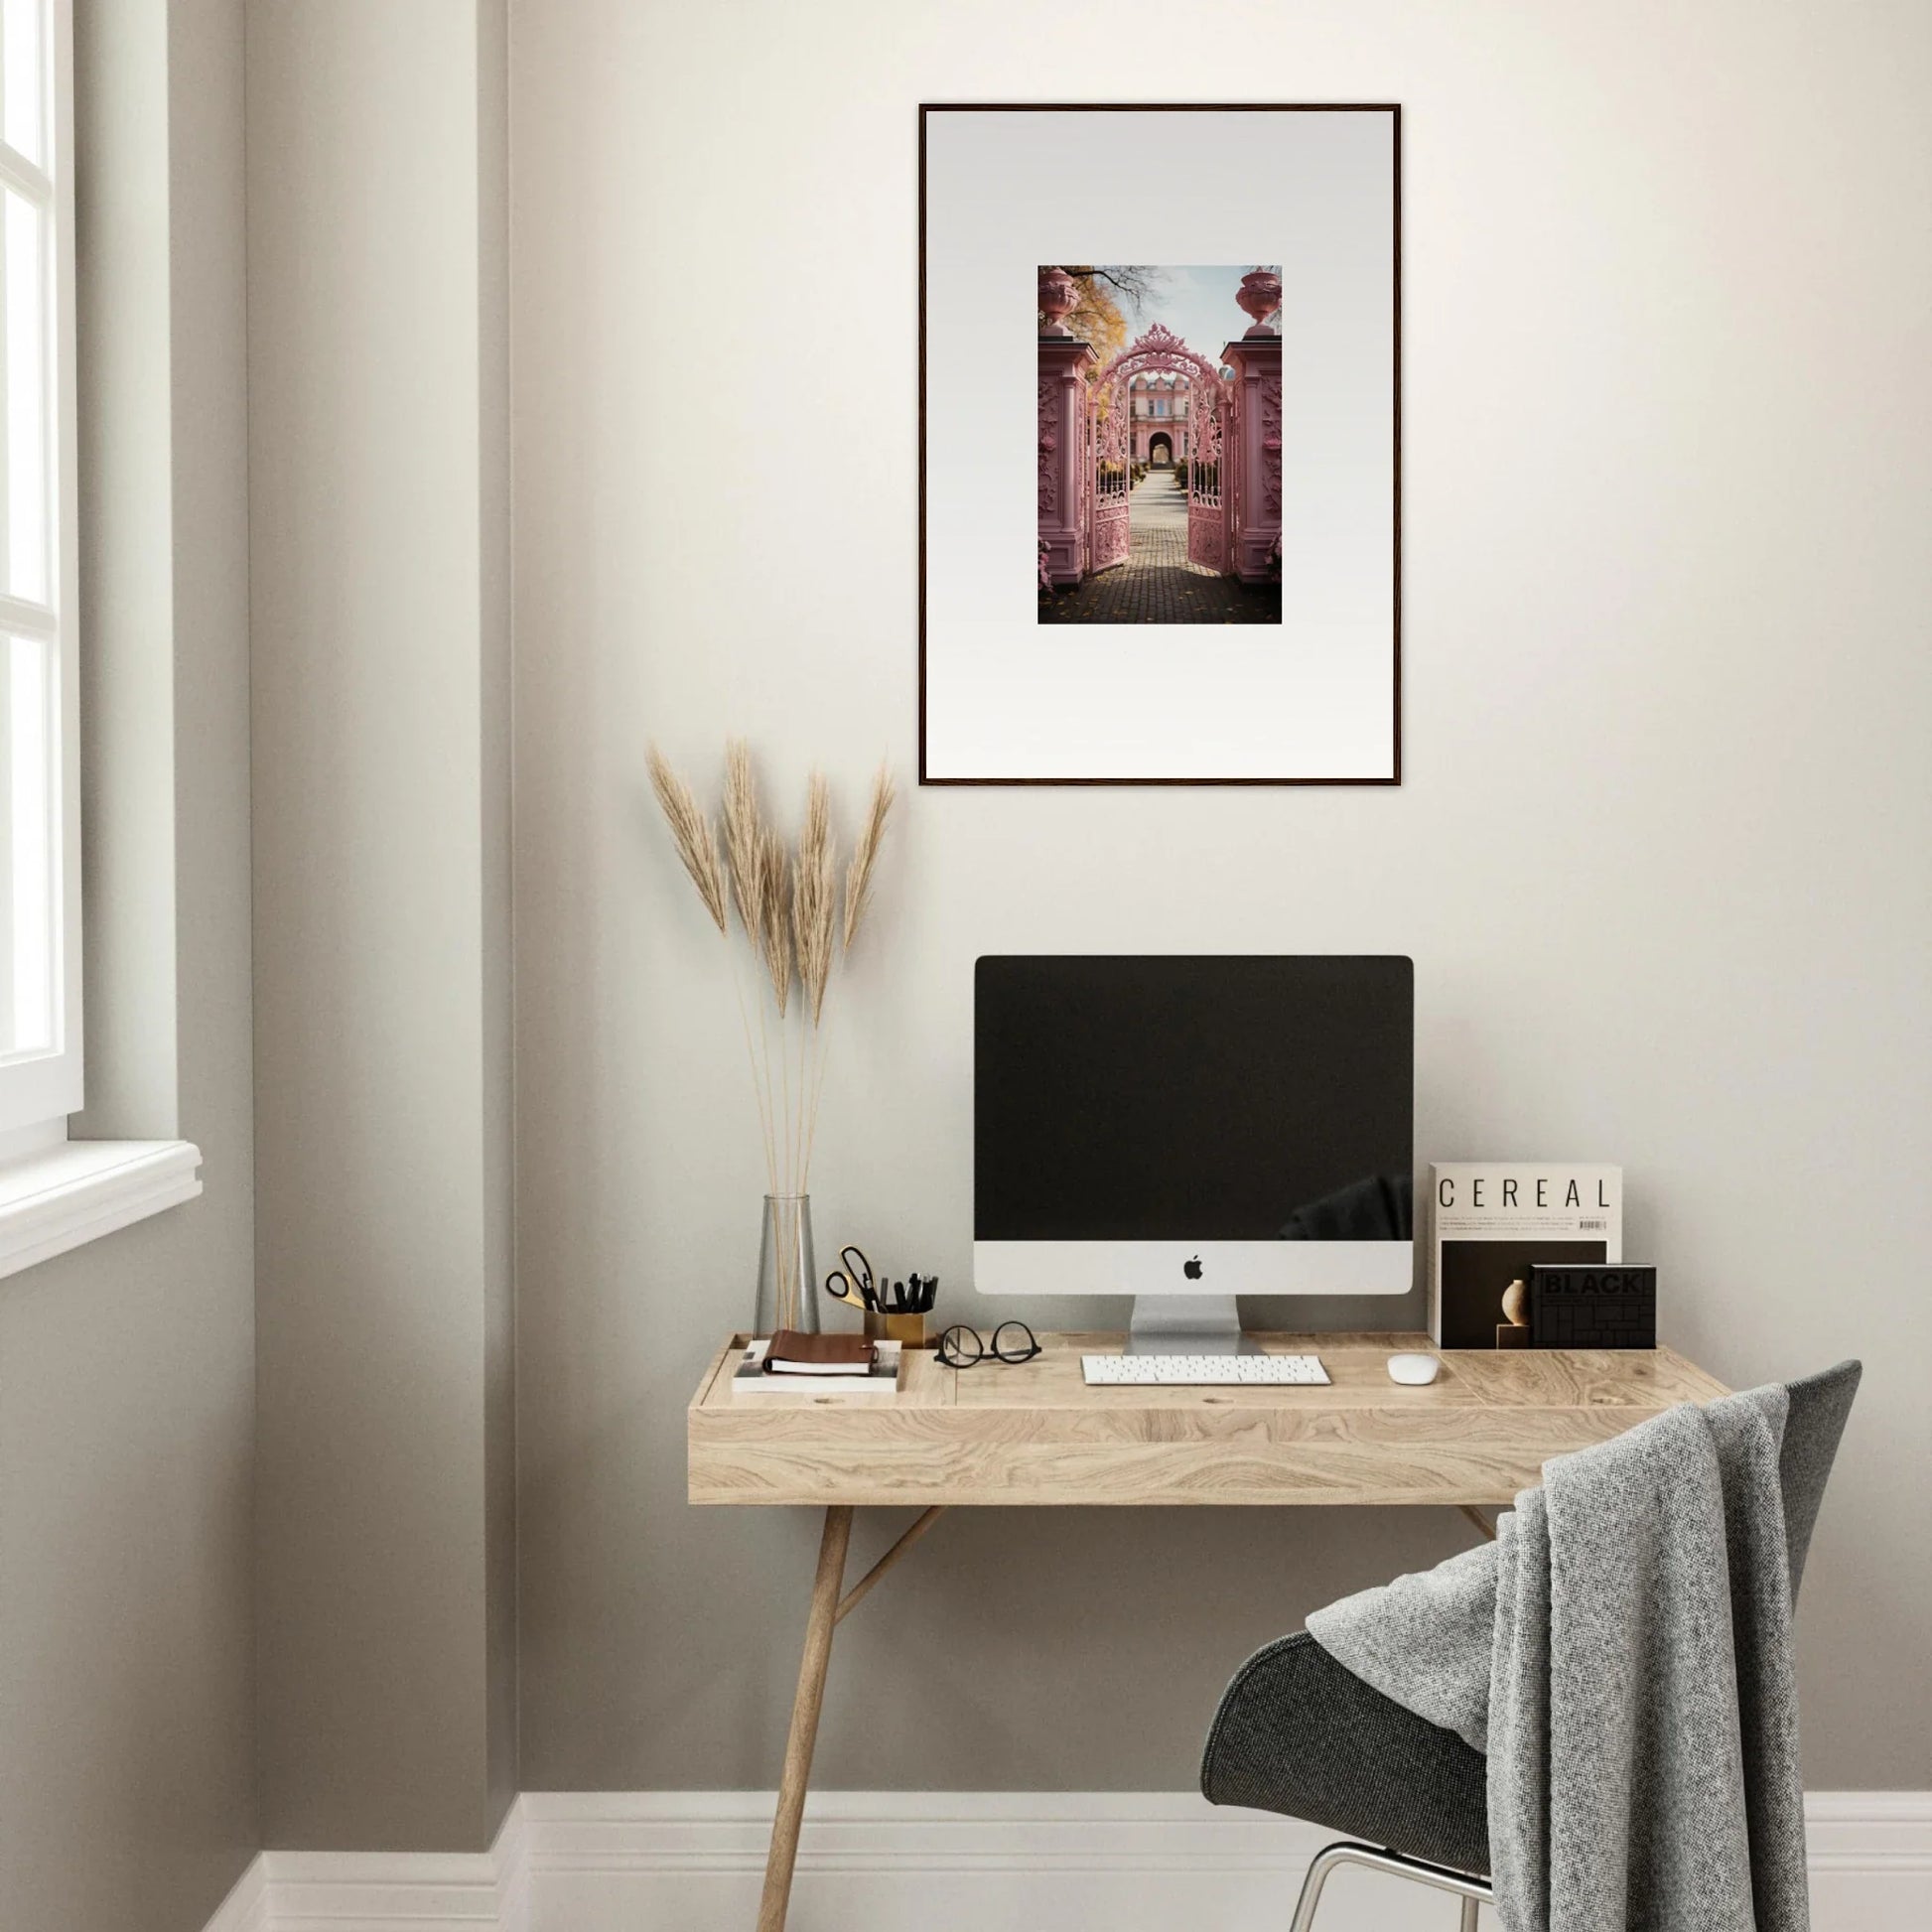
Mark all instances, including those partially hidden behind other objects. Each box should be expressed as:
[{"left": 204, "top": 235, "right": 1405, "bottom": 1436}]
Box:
[
  {"left": 1037, "top": 336, "right": 1096, "bottom": 586},
  {"left": 1037, "top": 270, "right": 1097, "bottom": 588},
  {"left": 1223, "top": 268, "right": 1283, "bottom": 585},
  {"left": 1222, "top": 334, "right": 1281, "bottom": 584}
]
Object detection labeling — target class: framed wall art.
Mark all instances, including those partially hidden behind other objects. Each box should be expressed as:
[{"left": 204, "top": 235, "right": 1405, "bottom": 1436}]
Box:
[{"left": 918, "top": 104, "right": 1401, "bottom": 785}]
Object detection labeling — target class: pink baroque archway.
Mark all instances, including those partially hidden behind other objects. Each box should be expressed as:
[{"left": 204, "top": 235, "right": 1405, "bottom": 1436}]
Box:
[
  {"left": 1089, "top": 325, "right": 1229, "bottom": 576},
  {"left": 1090, "top": 321, "right": 1223, "bottom": 396}
]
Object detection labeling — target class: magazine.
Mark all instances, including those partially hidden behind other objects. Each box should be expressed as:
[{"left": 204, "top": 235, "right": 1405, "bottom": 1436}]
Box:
[{"left": 1429, "top": 1164, "right": 1621, "bottom": 1348}]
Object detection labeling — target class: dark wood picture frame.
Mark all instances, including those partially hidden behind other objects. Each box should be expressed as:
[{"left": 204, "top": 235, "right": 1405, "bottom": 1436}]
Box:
[{"left": 917, "top": 102, "right": 1402, "bottom": 786}]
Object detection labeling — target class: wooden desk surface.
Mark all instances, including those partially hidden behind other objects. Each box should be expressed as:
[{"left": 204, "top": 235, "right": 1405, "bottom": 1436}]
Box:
[{"left": 687, "top": 1331, "right": 1727, "bottom": 1508}]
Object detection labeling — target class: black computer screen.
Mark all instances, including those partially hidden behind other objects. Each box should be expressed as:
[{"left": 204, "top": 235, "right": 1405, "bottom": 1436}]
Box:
[{"left": 974, "top": 956, "right": 1414, "bottom": 1241}]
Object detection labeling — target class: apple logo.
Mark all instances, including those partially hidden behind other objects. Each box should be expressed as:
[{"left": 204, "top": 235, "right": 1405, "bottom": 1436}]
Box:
[{"left": 1183, "top": 1255, "right": 1203, "bottom": 1280}]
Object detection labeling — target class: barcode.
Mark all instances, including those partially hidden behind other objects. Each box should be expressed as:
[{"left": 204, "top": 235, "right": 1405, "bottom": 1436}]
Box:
[{"left": 1579, "top": 1218, "right": 1608, "bottom": 1230}]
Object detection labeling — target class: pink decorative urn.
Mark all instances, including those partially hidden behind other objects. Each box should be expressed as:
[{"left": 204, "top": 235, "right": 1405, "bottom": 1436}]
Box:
[
  {"left": 1236, "top": 268, "right": 1283, "bottom": 338},
  {"left": 1037, "top": 265, "right": 1078, "bottom": 338}
]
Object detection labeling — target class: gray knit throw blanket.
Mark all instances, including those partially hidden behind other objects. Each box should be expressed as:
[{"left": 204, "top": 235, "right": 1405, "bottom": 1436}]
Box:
[{"left": 1308, "top": 1388, "right": 1808, "bottom": 1932}]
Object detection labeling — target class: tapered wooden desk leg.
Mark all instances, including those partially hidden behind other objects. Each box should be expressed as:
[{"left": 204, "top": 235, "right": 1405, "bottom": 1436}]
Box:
[{"left": 758, "top": 1504, "right": 853, "bottom": 1932}]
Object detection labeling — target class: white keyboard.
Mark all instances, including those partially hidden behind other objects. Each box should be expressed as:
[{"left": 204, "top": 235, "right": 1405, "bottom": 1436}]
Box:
[{"left": 1081, "top": 1352, "right": 1329, "bottom": 1387}]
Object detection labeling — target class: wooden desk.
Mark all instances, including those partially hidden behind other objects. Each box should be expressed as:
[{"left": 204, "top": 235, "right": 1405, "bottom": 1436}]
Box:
[{"left": 688, "top": 1331, "right": 1726, "bottom": 1930}]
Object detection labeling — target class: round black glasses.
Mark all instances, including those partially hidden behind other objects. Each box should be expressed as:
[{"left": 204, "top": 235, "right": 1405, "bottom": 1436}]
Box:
[{"left": 935, "top": 1320, "right": 1041, "bottom": 1369}]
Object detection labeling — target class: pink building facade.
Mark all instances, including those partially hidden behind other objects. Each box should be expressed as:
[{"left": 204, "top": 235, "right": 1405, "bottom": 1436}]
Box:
[{"left": 1127, "top": 373, "right": 1192, "bottom": 466}]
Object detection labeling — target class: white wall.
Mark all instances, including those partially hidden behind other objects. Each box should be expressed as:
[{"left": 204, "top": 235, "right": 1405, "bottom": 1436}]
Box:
[{"left": 510, "top": 0, "right": 1932, "bottom": 1794}]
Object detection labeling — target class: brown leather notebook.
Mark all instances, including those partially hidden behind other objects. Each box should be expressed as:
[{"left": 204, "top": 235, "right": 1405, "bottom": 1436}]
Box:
[{"left": 765, "top": 1330, "right": 875, "bottom": 1374}]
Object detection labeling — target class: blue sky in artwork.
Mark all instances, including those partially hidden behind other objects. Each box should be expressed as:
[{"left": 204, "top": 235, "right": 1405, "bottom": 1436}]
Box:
[{"left": 1102, "top": 263, "right": 1277, "bottom": 368}]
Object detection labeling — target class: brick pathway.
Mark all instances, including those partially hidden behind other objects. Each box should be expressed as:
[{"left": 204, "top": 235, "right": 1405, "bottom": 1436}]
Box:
[{"left": 1039, "top": 472, "right": 1281, "bottom": 624}]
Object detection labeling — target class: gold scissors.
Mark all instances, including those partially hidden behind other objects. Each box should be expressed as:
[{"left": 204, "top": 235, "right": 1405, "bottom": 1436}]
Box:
[{"left": 824, "top": 1244, "right": 878, "bottom": 1312}]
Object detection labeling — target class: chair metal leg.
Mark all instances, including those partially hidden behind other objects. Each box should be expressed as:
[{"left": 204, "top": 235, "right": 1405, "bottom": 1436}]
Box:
[
  {"left": 1289, "top": 1841, "right": 1492, "bottom": 1932},
  {"left": 1287, "top": 1843, "right": 1351, "bottom": 1932}
]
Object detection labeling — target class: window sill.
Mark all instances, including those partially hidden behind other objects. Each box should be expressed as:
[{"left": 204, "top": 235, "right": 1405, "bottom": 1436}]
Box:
[{"left": 0, "top": 1140, "right": 204, "bottom": 1283}]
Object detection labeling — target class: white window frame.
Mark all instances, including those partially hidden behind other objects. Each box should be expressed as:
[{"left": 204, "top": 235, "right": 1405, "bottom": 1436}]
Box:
[
  {"left": 0, "top": 0, "right": 79, "bottom": 1142},
  {"left": 0, "top": 0, "right": 201, "bottom": 1278}
]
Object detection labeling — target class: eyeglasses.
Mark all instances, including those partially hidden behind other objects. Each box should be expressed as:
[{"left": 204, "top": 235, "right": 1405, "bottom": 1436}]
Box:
[{"left": 936, "top": 1320, "right": 1040, "bottom": 1368}]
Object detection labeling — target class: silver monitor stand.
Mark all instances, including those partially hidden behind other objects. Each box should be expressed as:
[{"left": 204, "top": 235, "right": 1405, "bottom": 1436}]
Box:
[{"left": 1125, "top": 1294, "right": 1257, "bottom": 1356}]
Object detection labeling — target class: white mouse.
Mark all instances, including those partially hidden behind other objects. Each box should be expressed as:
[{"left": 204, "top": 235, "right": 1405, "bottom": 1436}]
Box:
[{"left": 1387, "top": 1352, "right": 1442, "bottom": 1386}]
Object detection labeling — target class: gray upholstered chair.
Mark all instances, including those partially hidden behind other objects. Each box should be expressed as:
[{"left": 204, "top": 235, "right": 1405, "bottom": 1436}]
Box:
[{"left": 1200, "top": 1361, "right": 1861, "bottom": 1931}]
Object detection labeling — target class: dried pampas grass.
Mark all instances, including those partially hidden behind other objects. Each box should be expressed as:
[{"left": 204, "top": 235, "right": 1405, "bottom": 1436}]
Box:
[
  {"left": 722, "top": 740, "right": 763, "bottom": 940},
  {"left": 792, "top": 773, "right": 837, "bottom": 1025},
  {"left": 757, "top": 825, "right": 793, "bottom": 1019},
  {"left": 646, "top": 748, "right": 727, "bottom": 935},
  {"left": 843, "top": 762, "right": 896, "bottom": 952},
  {"left": 646, "top": 741, "right": 896, "bottom": 1202}
]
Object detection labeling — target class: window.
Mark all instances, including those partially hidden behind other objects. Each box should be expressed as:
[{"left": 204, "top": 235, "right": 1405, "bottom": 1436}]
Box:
[
  {"left": 0, "top": 0, "right": 75, "bottom": 1144},
  {"left": 0, "top": 1, "right": 199, "bottom": 1272}
]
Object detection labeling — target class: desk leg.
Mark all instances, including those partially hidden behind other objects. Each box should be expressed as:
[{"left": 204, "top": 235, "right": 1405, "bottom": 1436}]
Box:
[{"left": 758, "top": 1504, "right": 853, "bottom": 1932}]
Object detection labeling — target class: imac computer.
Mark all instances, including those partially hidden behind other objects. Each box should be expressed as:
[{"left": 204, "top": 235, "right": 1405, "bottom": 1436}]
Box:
[{"left": 974, "top": 955, "right": 1414, "bottom": 1353}]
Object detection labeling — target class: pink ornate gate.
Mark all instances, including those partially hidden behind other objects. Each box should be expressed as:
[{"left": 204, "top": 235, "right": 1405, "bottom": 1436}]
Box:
[
  {"left": 1086, "top": 382, "right": 1132, "bottom": 573},
  {"left": 1186, "top": 369, "right": 1227, "bottom": 575},
  {"left": 1086, "top": 324, "right": 1229, "bottom": 577}
]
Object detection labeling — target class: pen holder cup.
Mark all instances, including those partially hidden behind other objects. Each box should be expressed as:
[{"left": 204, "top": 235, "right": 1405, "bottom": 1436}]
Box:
[{"left": 866, "top": 1310, "right": 927, "bottom": 1348}]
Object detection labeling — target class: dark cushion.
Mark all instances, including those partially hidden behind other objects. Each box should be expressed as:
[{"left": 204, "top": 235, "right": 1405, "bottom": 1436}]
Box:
[{"left": 1200, "top": 1631, "right": 1490, "bottom": 1875}]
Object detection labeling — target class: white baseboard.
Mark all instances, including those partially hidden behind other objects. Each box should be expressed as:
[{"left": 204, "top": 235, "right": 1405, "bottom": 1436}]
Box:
[
  {"left": 201, "top": 1853, "right": 268, "bottom": 1932},
  {"left": 201, "top": 1789, "right": 1932, "bottom": 1932},
  {"left": 200, "top": 1805, "right": 525, "bottom": 1932}
]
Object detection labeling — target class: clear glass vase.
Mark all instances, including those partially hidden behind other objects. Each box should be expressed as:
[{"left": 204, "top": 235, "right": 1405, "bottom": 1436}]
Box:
[{"left": 754, "top": 1193, "right": 818, "bottom": 1338}]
